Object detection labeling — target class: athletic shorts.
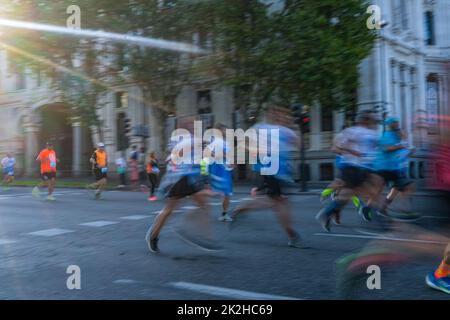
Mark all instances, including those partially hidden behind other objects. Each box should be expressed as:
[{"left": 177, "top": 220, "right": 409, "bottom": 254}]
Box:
[
  {"left": 339, "top": 166, "right": 370, "bottom": 189},
  {"left": 377, "top": 170, "right": 412, "bottom": 192},
  {"left": 3, "top": 169, "right": 14, "bottom": 176},
  {"left": 168, "top": 175, "right": 205, "bottom": 199},
  {"left": 41, "top": 172, "right": 56, "bottom": 180},
  {"left": 93, "top": 168, "right": 107, "bottom": 181},
  {"left": 209, "top": 165, "right": 233, "bottom": 196},
  {"left": 264, "top": 176, "right": 283, "bottom": 198}
]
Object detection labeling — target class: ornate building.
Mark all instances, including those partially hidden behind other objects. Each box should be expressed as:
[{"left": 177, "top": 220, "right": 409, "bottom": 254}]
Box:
[{"left": 0, "top": 0, "right": 448, "bottom": 183}]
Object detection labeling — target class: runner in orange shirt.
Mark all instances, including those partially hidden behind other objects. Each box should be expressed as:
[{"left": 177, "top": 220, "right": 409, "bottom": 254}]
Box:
[
  {"left": 32, "top": 142, "right": 58, "bottom": 201},
  {"left": 87, "top": 142, "right": 108, "bottom": 200}
]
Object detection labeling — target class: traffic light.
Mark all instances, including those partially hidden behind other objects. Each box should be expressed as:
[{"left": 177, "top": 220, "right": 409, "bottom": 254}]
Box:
[
  {"left": 300, "top": 112, "right": 310, "bottom": 134},
  {"left": 116, "top": 113, "right": 131, "bottom": 151},
  {"left": 291, "top": 103, "right": 302, "bottom": 124}
]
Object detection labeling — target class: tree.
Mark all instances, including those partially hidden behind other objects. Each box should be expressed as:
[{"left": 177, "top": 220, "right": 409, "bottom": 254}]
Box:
[{"left": 197, "top": 0, "right": 376, "bottom": 122}]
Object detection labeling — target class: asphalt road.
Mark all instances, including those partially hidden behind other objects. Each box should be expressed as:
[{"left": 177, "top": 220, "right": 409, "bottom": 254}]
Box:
[{"left": 0, "top": 186, "right": 449, "bottom": 300}]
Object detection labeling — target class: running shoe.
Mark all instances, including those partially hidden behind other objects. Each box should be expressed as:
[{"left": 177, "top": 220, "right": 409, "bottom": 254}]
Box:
[
  {"left": 145, "top": 227, "right": 160, "bottom": 253},
  {"left": 148, "top": 196, "right": 157, "bottom": 201},
  {"left": 148, "top": 237, "right": 160, "bottom": 253},
  {"left": 46, "top": 195, "right": 56, "bottom": 201},
  {"left": 315, "top": 208, "right": 332, "bottom": 232},
  {"left": 288, "top": 232, "right": 302, "bottom": 248},
  {"left": 426, "top": 272, "right": 450, "bottom": 295},
  {"left": 358, "top": 206, "right": 373, "bottom": 222},
  {"left": 94, "top": 191, "right": 103, "bottom": 200},
  {"left": 32, "top": 186, "right": 41, "bottom": 198},
  {"left": 3, "top": 186, "right": 10, "bottom": 191},
  {"left": 218, "top": 214, "right": 233, "bottom": 222}
]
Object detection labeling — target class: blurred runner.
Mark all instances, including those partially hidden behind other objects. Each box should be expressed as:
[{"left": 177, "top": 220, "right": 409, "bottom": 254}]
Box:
[
  {"left": 375, "top": 117, "right": 417, "bottom": 219},
  {"left": 87, "top": 142, "right": 108, "bottom": 200},
  {"left": 1, "top": 153, "right": 15, "bottom": 191},
  {"left": 427, "top": 243, "right": 450, "bottom": 294},
  {"left": 207, "top": 123, "right": 234, "bottom": 222},
  {"left": 129, "top": 145, "right": 139, "bottom": 190},
  {"left": 145, "top": 136, "right": 220, "bottom": 253},
  {"left": 336, "top": 117, "right": 450, "bottom": 297},
  {"left": 115, "top": 152, "right": 127, "bottom": 187},
  {"left": 32, "top": 142, "right": 58, "bottom": 201},
  {"left": 315, "top": 110, "right": 383, "bottom": 232},
  {"left": 426, "top": 125, "right": 450, "bottom": 294},
  {"left": 320, "top": 126, "right": 364, "bottom": 225},
  {"left": 229, "top": 115, "right": 302, "bottom": 248},
  {"left": 146, "top": 151, "right": 160, "bottom": 201}
]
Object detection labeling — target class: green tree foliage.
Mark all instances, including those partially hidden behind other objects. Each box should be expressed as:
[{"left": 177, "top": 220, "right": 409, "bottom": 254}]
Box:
[{"left": 2, "top": 0, "right": 376, "bottom": 136}]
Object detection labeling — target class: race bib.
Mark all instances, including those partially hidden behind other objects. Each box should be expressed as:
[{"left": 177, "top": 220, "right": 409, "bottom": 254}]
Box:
[
  {"left": 50, "top": 161, "right": 56, "bottom": 168},
  {"left": 101, "top": 167, "right": 108, "bottom": 173}
]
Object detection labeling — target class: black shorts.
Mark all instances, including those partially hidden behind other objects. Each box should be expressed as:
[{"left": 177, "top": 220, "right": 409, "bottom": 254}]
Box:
[
  {"left": 377, "top": 170, "right": 412, "bottom": 192},
  {"left": 264, "top": 176, "right": 283, "bottom": 198},
  {"left": 339, "top": 166, "right": 370, "bottom": 189},
  {"left": 93, "top": 168, "right": 107, "bottom": 181},
  {"left": 41, "top": 172, "right": 56, "bottom": 180},
  {"left": 168, "top": 175, "right": 205, "bottom": 199}
]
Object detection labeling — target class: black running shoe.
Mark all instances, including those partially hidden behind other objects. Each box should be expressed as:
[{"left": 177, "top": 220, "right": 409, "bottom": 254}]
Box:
[{"left": 147, "top": 237, "right": 159, "bottom": 253}]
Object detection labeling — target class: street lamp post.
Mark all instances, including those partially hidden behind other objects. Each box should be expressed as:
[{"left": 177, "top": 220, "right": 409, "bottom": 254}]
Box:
[{"left": 378, "top": 20, "right": 389, "bottom": 130}]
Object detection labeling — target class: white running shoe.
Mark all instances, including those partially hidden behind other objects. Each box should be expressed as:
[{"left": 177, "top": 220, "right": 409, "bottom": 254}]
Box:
[
  {"left": 32, "top": 186, "right": 41, "bottom": 198},
  {"left": 46, "top": 195, "right": 56, "bottom": 201},
  {"left": 218, "top": 214, "right": 233, "bottom": 222}
]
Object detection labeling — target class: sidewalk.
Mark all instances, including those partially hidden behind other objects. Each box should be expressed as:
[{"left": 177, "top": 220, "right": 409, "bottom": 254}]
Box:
[{"left": 9, "top": 177, "right": 446, "bottom": 197}]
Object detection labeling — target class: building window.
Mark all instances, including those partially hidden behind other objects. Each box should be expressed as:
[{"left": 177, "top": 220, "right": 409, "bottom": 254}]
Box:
[
  {"left": 400, "top": 0, "right": 409, "bottom": 30},
  {"left": 116, "top": 91, "right": 128, "bottom": 109},
  {"left": 321, "top": 107, "right": 333, "bottom": 132},
  {"left": 320, "top": 163, "right": 334, "bottom": 181},
  {"left": 425, "top": 11, "right": 435, "bottom": 46},
  {"left": 298, "top": 163, "right": 310, "bottom": 182},
  {"left": 426, "top": 74, "right": 439, "bottom": 133},
  {"left": 197, "top": 90, "right": 212, "bottom": 114},
  {"left": 419, "top": 161, "right": 425, "bottom": 179},
  {"left": 409, "top": 162, "right": 416, "bottom": 179}
]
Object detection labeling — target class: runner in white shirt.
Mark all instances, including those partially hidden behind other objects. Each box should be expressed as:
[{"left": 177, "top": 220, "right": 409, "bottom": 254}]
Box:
[
  {"left": 1, "top": 153, "right": 15, "bottom": 190},
  {"left": 316, "top": 110, "right": 384, "bottom": 232}
]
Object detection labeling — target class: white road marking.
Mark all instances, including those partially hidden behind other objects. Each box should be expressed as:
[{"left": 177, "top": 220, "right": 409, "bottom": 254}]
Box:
[
  {"left": 27, "top": 228, "right": 75, "bottom": 237},
  {"left": 113, "top": 279, "right": 138, "bottom": 284},
  {"left": 169, "top": 282, "right": 301, "bottom": 300},
  {"left": 230, "top": 200, "right": 241, "bottom": 203},
  {"left": 0, "top": 190, "right": 86, "bottom": 199},
  {"left": 240, "top": 197, "right": 253, "bottom": 201},
  {"left": 180, "top": 206, "right": 199, "bottom": 210},
  {"left": 79, "top": 221, "right": 119, "bottom": 227},
  {"left": 0, "top": 239, "right": 17, "bottom": 245},
  {"left": 120, "top": 215, "right": 151, "bottom": 220},
  {"left": 210, "top": 202, "right": 223, "bottom": 206},
  {"left": 314, "top": 232, "right": 448, "bottom": 245}
]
